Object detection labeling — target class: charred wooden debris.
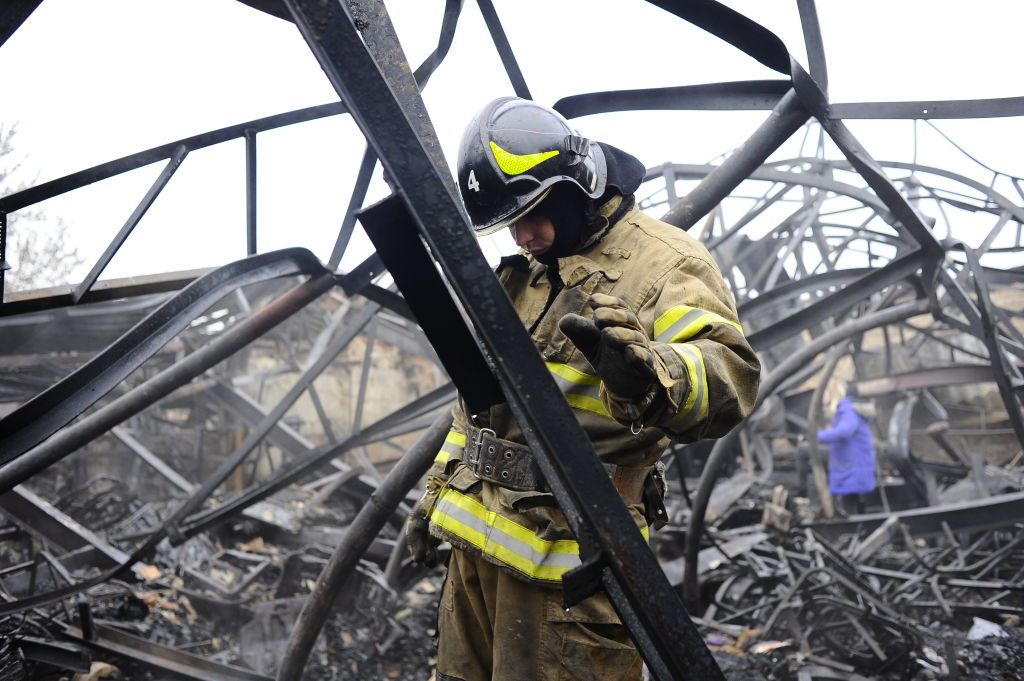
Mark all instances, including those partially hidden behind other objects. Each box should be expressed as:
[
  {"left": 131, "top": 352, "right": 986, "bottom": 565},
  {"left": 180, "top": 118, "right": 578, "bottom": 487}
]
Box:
[{"left": 1, "top": 0, "right": 1023, "bottom": 679}]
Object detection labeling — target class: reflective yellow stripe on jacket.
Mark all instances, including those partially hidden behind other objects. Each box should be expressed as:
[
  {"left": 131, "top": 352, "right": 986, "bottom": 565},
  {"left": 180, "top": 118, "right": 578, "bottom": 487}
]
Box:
[
  {"left": 545, "top": 361, "right": 612, "bottom": 419},
  {"left": 654, "top": 305, "right": 740, "bottom": 430},
  {"left": 431, "top": 486, "right": 649, "bottom": 582},
  {"left": 654, "top": 304, "right": 742, "bottom": 342},
  {"left": 434, "top": 430, "right": 467, "bottom": 465}
]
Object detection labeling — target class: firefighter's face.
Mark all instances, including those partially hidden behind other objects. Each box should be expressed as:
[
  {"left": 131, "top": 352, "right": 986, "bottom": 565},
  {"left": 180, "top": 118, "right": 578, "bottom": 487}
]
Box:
[{"left": 510, "top": 213, "right": 555, "bottom": 256}]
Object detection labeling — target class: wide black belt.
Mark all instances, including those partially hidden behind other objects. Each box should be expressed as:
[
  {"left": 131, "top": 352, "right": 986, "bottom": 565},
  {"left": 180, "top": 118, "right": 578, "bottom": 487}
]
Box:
[
  {"left": 464, "top": 428, "right": 667, "bottom": 526},
  {"left": 465, "top": 427, "right": 546, "bottom": 492}
]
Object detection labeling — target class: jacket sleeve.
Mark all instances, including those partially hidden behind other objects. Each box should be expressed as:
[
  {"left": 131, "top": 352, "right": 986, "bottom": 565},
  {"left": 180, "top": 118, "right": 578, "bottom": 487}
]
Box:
[
  {"left": 411, "top": 402, "right": 468, "bottom": 517},
  {"left": 634, "top": 254, "right": 760, "bottom": 441},
  {"left": 818, "top": 405, "right": 858, "bottom": 444}
]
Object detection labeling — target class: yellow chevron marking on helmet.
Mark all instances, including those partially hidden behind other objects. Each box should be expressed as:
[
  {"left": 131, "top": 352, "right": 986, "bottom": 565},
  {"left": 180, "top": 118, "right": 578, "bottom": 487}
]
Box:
[{"left": 490, "top": 141, "right": 559, "bottom": 176}]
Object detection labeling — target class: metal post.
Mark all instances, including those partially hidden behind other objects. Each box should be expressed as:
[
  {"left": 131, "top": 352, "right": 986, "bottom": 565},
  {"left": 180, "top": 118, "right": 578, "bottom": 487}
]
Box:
[
  {"left": 245, "top": 128, "right": 257, "bottom": 255},
  {"left": 0, "top": 210, "right": 7, "bottom": 303},
  {"left": 661, "top": 89, "right": 808, "bottom": 230}
]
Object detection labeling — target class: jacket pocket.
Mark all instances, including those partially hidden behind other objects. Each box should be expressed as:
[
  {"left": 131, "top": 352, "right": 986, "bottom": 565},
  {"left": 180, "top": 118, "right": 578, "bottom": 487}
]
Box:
[{"left": 540, "top": 266, "right": 620, "bottom": 364}]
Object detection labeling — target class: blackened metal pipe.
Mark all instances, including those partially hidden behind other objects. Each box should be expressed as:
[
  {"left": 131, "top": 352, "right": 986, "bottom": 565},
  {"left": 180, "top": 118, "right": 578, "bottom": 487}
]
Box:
[
  {"left": 0, "top": 273, "right": 335, "bottom": 493},
  {"left": 661, "top": 89, "right": 808, "bottom": 230},
  {"left": 682, "top": 298, "right": 931, "bottom": 608},
  {"left": 276, "top": 411, "right": 451, "bottom": 681},
  {"left": 245, "top": 129, "right": 258, "bottom": 255}
]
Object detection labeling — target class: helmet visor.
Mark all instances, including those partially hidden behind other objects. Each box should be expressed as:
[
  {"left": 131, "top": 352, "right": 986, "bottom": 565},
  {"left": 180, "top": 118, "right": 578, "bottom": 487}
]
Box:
[{"left": 472, "top": 187, "right": 553, "bottom": 237}]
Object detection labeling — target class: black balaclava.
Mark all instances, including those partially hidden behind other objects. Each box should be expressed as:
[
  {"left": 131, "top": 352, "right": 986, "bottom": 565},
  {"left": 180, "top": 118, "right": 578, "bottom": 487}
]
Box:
[
  {"left": 531, "top": 182, "right": 589, "bottom": 266},
  {"left": 528, "top": 142, "right": 646, "bottom": 266}
]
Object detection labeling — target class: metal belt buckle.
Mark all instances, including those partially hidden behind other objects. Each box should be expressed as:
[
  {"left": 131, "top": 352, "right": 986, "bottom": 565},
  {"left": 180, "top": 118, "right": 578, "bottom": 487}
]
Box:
[{"left": 468, "top": 427, "right": 495, "bottom": 467}]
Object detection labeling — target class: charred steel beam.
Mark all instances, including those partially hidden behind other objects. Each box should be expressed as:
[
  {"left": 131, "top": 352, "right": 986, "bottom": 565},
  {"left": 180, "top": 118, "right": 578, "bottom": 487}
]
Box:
[
  {"left": 245, "top": 130, "right": 257, "bottom": 255},
  {"left": 830, "top": 96, "right": 1024, "bottom": 120},
  {"left": 111, "top": 426, "right": 195, "bottom": 493},
  {"left": 957, "top": 244, "right": 1024, "bottom": 446},
  {"left": 475, "top": 0, "right": 531, "bottom": 100},
  {"left": 346, "top": 0, "right": 453, "bottom": 188},
  {"left": 645, "top": 0, "right": 790, "bottom": 75},
  {"left": 327, "top": 146, "right": 376, "bottom": 270},
  {"left": 660, "top": 89, "right": 809, "bottom": 230},
  {"left": 554, "top": 80, "right": 790, "bottom": 118},
  {"left": 0, "top": 0, "right": 42, "bottom": 49},
  {"left": 0, "top": 271, "right": 335, "bottom": 493},
  {"left": 64, "top": 623, "right": 272, "bottom": 681},
  {"left": 73, "top": 145, "right": 189, "bottom": 303},
  {"left": 0, "top": 268, "right": 208, "bottom": 316},
  {"left": 359, "top": 198, "right": 503, "bottom": 413},
  {"left": 0, "top": 486, "right": 130, "bottom": 569},
  {"left": 0, "top": 248, "right": 325, "bottom": 461},
  {"left": 796, "top": 0, "right": 827, "bottom": 94},
  {"left": 810, "top": 491, "right": 1024, "bottom": 540},
  {"left": 0, "top": 211, "right": 6, "bottom": 303},
  {"left": 233, "top": 0, "right": 291, "bottom": 22},
  {"left": 853, "top": 364, "right": 1002, "bottom": 396},
  {"left": 15, "top": 638, "right": 91, "bottom": 674},
  {"left": 282, "top": 1, "right": 724, "bottom": 678},
  {"left": 737, "top": 267, "right": 872, "bottom": 319},
  {"left": 410, "top": 0, "right": 464, "bottom": 89},
  {"left": 206, "top": 382, "right": 316, "bottom": 458},
  {"left": 277, "top": 412, "right": 452, "bottom": 679}
]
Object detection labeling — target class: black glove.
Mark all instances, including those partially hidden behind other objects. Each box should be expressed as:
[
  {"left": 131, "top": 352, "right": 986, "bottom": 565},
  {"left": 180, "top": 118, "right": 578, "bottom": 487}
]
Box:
[
  {"left": 406, "top": 513, "right": 439, "bottom": 567},
  {"left": 558, "top": 293, "right": 659, "bottom": 400}
]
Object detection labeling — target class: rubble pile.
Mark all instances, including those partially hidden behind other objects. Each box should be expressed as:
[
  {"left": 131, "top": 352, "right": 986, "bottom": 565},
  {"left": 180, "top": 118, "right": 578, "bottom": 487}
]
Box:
[
  {"left": 0, "top": 478, "right": 442, "bottom": 680},
  {"left": 692, "top": 516, "right": 1024, "bottom": 680}
]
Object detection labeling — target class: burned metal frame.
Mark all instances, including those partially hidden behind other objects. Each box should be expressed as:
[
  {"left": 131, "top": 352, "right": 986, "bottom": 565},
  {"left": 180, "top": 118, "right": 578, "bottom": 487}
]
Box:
[{"left": 0, "top": 0, "right": 1022, "bottom": 679}]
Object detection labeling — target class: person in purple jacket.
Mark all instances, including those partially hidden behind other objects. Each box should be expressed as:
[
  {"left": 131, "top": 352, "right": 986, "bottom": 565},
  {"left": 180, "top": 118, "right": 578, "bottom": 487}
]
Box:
[{"left": 818, "top": 384, "right": 877, "bottom": 515}]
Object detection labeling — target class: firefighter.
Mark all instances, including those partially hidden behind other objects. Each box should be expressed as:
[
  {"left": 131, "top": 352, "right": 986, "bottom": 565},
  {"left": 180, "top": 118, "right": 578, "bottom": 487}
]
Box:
[{"left": 406, "top": 97, "right": 760, "bottom": 681}]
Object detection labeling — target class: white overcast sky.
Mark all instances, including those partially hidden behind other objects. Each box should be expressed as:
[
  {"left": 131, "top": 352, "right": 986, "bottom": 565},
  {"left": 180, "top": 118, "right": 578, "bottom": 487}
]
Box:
[{"left": 0, "top": 0, "right": 1021, "bottom": 292}]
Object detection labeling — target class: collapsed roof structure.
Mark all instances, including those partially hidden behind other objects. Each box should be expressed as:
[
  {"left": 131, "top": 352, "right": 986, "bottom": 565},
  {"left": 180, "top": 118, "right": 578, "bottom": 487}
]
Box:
[{"left": 0, "top": 1, "right": 1022, "bottom": 679}]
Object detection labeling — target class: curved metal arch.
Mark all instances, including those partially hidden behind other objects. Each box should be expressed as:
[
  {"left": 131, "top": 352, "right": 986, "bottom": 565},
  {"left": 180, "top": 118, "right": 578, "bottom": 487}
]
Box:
[
  {"left": 0, "top": 248, "right": 326, "bottom": 461},
  {"left": 793, "top": 158, "right": 1024, "bottom": 226},
  {"left": 643, "top": 163, "right": 896, "bottom": 225}
]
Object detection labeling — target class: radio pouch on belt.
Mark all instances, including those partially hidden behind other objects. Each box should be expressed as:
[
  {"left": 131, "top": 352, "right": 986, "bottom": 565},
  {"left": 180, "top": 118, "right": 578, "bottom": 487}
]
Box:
[{"left": 642, "top": 461, "right": 668, "bottom": 529}]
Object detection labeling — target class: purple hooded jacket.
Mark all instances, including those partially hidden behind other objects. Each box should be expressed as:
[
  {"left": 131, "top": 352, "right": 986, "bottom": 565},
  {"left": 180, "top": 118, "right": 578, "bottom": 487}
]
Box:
[{"left": 818, "top": 397, "right": 876, "bottom": 495}]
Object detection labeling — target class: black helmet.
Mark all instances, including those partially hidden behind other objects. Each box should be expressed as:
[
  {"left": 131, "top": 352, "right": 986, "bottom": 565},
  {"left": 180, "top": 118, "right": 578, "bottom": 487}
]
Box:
[{"left": 457, "top": 97, "right": 608, "bottom": 235}]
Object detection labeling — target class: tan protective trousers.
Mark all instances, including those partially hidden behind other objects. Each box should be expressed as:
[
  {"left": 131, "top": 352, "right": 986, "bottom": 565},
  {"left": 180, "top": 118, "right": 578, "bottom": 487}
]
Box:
[{"left": 436, "top": 549, "right": 643, "bottom": 681}]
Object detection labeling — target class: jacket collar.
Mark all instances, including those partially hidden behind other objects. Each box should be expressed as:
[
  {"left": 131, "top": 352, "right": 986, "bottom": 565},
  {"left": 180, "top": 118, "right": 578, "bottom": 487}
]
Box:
[{"left": 518, "top": 195, "right": 637, "bottom": 279}]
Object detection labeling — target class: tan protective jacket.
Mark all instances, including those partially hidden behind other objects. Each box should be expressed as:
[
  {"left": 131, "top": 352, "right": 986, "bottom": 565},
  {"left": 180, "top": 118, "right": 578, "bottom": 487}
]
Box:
[{"left": 421, "top": 199, "right": 759, "bottom": 585}]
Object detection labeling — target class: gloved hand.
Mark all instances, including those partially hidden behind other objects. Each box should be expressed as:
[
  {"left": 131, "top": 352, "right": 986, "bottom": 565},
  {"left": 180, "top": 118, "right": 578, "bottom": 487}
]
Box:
[
  {"left": 558, "top": 293, "right": 660, "bottom": 401},
  {"left": 406, "top": 513, "right": 440, "bottom": 567}
]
